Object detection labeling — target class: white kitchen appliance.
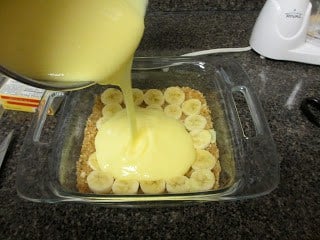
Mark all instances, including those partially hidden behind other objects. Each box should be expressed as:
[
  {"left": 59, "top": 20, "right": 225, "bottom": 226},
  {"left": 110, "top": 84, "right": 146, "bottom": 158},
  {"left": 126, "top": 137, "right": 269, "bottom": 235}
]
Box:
[{"left": 250, "top": 0, "right": 320, "bottom": 65}]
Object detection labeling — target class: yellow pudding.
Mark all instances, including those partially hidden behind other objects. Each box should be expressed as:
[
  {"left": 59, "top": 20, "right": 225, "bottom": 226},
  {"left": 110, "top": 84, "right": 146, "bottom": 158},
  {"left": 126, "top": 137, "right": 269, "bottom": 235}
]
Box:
[
  {"left": 95, "top": 108, "right": 196, "bottom": 181},
  {"left": 0, "top": 0, "right": 145, "bottom": 83}
]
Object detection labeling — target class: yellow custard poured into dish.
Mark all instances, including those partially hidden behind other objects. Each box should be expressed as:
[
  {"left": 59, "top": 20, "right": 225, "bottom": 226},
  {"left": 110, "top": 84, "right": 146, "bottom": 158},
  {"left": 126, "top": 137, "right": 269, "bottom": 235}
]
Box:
[
  {"left": 96, "top": 108, "right": 195, "bottom": 181},
  {"left": 0, "top": 0, "right": 196, "bottom": 182}
]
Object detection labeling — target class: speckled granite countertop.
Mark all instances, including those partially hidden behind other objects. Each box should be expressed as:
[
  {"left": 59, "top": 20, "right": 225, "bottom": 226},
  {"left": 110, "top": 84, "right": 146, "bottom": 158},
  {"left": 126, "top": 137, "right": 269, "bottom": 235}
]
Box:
[{"left": 1, "top": 1, "right": 320, "bottom": 239}]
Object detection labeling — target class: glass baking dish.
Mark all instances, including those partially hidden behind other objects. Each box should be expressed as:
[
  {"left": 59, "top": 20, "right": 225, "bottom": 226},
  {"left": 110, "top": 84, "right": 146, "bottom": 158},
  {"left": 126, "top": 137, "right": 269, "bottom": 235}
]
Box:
[{"left": 17, "top": 56, "right": 279, "bottom": 206}]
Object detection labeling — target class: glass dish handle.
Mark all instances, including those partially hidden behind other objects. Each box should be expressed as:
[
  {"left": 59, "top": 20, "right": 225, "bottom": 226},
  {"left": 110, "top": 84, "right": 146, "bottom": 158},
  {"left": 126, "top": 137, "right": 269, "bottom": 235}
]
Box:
[
  {"left": 217, "top": 64, "right": 279, "bottom": 200},
  {"left": 33, "top": 91, "right": 64, "bottom": 143},
  {"left": 229, "top": 84, "right": 279, "bottom": 199},
  {"left": 16, "top": 90, "right": 65, "bottom": 202}
]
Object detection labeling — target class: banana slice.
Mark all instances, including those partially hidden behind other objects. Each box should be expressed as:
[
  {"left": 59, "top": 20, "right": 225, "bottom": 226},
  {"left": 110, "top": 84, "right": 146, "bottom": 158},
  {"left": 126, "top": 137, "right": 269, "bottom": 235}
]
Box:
[
  {"left": 190, "top": 130, "right": 212, "bottom": 149},
  {"left": 87, "top": 152, "right": 100, "bottom": 171},
  {"left": 166, "top": 176, "right": 191, "bottom": 193},
  {"left": 210, "top": 129, "right": 216, "bottom": 143},
  {"left": 146, "top": 104, "right": 163, "bottom": 111},
  {"left": 102, "top": 103, "right": 122, "bottom": 119},
  {"left": 112, "top": 179, "right": 139, "bottom": 194},
  {"left": 190, "top": 169, "right": 215, "bottom": 192},
  {"left": 164, "top": 104, "right": 182, "bottom": 119},
  {"left": 132, "top": 88, "right": 144, "bottom": 106},
  {"left": 101, "top": 88, "right": 123, "bottom": 105},
  {"left": 184, "top": 115, "right": 207, "bottom": 131},
  {"left": 87, "top": 170, "right": 114, "bottom": 194},
  {"left": 140, "top": 180, "right": 166, "bottom": 194},
  {"left": 181, "top": 99, "right": 201, "bottom": 116},
  {"left": 192, "top": 149, "right": 216, "bottom": 170},
  {"left": 143, "top": 89, "right": 164, "bottom": 106},
  {"left": 164, "top": 87, "right": 185, "bottom": 105}
]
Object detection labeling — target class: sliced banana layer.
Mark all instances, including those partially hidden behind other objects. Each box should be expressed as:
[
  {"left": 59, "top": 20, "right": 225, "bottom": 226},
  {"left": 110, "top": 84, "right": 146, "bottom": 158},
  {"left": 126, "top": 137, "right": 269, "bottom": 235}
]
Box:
[
  {"left": 190, "top": 169, "right": 215, "bottom": 192},
  {"left": 88, "top": 152, "right": 100, "bottom": 171},
  {"left": 143, "top": 89, "right": 164, "bottom": 106},
  {"left": 87, "top": 170, "right": 114, "bottom": 194},
  {"left": 164, "top": 87, "right": 185, "bottom": 105},
  {"left": 140, "top": 180, "right": 166, "bottom": 194},
  {"left": 87, "top": 86, "right": 219, "bottom": 195},
  {"left": 101, "top": 88, "right": 123, "bottom": 105},
  {"left": 190, "top": 130, "right": 212, "bottom": 149},
  {"left": 192, "top": 149, "right": 216, "bottom": 170},
  {"left": 164, "top": 104, "right": 182, "bottom": 119},
  {"left": 182, "top": 99, "right": 201, "bottom": 116},
  {"left": 132, "top": 88, "right": 144, "bottom": 106},
  {"left": 112, "top": 179, "right": 139, "bottom": 194},
  {"left": 184, "top": 114, "right": 207, "bottom": 131},
  {"left": 102, "top": 103, "right": 122, "bottom": 119},
  {"left": 166, "top": 176, "right": 190, "bottom": 193}
]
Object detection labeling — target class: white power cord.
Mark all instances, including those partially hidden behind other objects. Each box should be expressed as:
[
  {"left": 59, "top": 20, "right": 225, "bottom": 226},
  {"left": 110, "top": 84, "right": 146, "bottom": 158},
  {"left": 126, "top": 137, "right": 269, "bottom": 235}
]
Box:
[
  {"left": 133, "top": 46, "right": 252, "bottom": 70},
  {"left": 181, "top": 46, "right": 252, "bottom": 56}
]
